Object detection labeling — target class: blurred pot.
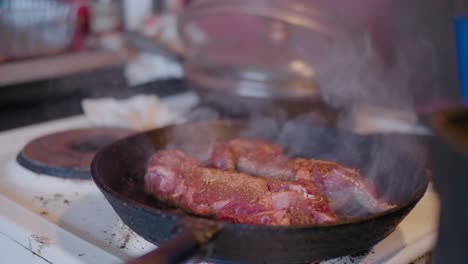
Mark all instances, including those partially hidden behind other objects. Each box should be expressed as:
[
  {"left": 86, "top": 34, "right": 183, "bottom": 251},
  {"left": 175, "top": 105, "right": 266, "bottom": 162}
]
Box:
[
  {"left": 177, "top": 0, "right": 354, "bottom": 121},
  {"left": 186, "top": 63, "right": 339, "bottom": 123}
]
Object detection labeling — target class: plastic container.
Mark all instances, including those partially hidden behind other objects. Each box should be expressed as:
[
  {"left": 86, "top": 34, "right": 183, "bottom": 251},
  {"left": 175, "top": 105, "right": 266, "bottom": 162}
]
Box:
[{"left": 0, "top": 0, "right": 78, "bottom": 60}]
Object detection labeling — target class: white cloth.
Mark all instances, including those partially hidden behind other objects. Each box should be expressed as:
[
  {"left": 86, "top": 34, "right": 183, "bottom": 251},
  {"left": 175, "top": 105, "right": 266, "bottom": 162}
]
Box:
[
  {"left": 81, "top": 95, "right": 182, "bottom": 131},
  {"left": 124, "top": 53, "right": 183, "bottom": 86}
]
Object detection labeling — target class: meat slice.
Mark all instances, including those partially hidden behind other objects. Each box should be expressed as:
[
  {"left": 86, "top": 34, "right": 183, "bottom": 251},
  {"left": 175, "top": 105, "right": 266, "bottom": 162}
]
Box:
[
  {"left": 294, "top": 159, "right": 393, "bottom": 217},
  {"left": 209, "top": 139, "right": 295, "bottom": 180},
  {"left": 209, "top": 139, "right": 393, "bottom": 217},
  {"left": 145, "top": 150, "right": 336, "bottom": 226}
]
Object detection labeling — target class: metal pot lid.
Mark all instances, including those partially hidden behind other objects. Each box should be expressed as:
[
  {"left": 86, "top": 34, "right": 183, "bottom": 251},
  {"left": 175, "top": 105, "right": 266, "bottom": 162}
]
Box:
[{"left": 179, "top": 0, "right": 349, "bottom": 100}]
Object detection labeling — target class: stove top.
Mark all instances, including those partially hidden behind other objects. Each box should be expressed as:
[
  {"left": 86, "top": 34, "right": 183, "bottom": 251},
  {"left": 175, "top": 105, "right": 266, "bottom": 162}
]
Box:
[
  {"left": 17, "top": 128, "right": 135, "bottom": 180},
  {"left": 0, "top": 93, "right": 440, "bottom": 264}
]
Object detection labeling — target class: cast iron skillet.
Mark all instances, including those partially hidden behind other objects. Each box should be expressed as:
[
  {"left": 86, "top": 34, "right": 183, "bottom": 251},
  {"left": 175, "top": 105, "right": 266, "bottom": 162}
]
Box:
[{"left": 91, "top": 120, "right": 429, "bottom": 264}]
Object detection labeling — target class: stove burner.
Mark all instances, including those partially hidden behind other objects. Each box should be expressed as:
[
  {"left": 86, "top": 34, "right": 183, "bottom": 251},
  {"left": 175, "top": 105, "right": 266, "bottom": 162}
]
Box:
[
  {"left": 69, "top": 136, "right": 116, "bottom": 153},
  {"left": 17, "top": 128, "right": 135, "bottom": 179}
]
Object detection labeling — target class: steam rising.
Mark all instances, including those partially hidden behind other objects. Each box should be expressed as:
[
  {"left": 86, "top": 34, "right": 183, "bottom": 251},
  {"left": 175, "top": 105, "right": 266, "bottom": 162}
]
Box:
[
  {"left": 175, "top": 30, "right": 431, "bottom": 206},
  {"left": 316, "top": 31, "right": 437, "bottom": 114},
  {"left": 237, "top": 116, "right": 428, "bottom": 205},
  {"left": 166, "top": 7, "right": 433, "bottom": 210},
  {"left": 308, "top": 12, "right": 432, "bottom": 204},
  {"left": 163, "top": 112, "right": 427, "bottom": 212}
]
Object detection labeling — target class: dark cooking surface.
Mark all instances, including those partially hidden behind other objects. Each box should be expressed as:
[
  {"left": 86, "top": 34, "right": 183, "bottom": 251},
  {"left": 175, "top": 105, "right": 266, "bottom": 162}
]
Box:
[
  {"left": 17, "top": 127, "right": 134, "bottom": 179},
  {"left": 91, "top": 120, "right": 429, "bottom": 264},
  {"left": 0, "top": 66, "right": 187, "bottom": 132}
]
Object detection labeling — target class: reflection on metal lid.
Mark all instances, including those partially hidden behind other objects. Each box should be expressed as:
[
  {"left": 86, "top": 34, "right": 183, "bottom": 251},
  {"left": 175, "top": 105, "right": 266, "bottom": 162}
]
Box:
[{"left": 289, "top": 60, "right": 315, "bottom": 79}]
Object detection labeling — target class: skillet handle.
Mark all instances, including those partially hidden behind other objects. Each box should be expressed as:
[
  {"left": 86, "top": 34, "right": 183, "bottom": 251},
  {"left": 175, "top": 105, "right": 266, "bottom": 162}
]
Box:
[
  {"left": 127, "top": 230, "right": 202, "bottom": 264},
  {"left": 127, "top": 218, "right": 223, "bottom": 264}
]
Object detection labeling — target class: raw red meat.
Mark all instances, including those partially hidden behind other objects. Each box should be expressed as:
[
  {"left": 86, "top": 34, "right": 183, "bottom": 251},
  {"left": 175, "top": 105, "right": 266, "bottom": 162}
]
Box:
[
  {"left": 209, "top": 139, "right": 295, "bottom": 180},
  {"left": 208, "top": 139, "right": 393, "bottom": 217},
  {"left": 145, "top": 150, "right": 336, "bottom": 226}
]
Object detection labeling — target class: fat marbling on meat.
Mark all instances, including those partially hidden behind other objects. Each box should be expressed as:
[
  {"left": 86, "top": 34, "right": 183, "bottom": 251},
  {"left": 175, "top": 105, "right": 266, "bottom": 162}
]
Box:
[
  {"left": 145, "top": 150, "right": 336, "bottom": 226},
  {"left": 208, "top": 139, "right": 393, "bottom": 217}
]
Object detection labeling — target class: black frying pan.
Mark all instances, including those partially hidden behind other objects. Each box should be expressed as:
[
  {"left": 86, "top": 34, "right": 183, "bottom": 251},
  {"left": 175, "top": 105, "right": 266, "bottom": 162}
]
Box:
[{"left": 91, "top": 120, "right": 429, "bottom": 264}]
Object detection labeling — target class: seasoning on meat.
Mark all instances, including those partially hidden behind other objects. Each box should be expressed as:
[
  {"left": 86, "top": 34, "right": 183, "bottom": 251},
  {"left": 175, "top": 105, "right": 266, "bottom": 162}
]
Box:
[
  {"left": 208, "top": 139, "right": 393, "bottom": 217},
  {"left": 145, "top": 150, "right": 336, "bottom": 226}
]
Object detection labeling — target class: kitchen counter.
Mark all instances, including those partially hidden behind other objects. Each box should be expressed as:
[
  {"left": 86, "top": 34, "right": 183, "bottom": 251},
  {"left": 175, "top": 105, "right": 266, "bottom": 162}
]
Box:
[{"left": 0, "top": 66, "right": 187, "bottom": 132}]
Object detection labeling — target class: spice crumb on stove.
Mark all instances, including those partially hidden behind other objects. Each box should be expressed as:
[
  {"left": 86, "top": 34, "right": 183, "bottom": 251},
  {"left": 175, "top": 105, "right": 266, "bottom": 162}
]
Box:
[
  {"left": 63, "top": 199, "right": 70, "bottom": 204},
  {"left": 120, "top": 233, "right": 131, "bottom": 249},
  {"left": 30, "top": 234, "right": 51, "bottom": 254},
  {"left": 78, "top": 253, "right": 85, "bottom": 257},
  {"left": 40, "top": 211, "right": 48, "bottom": 216}
]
